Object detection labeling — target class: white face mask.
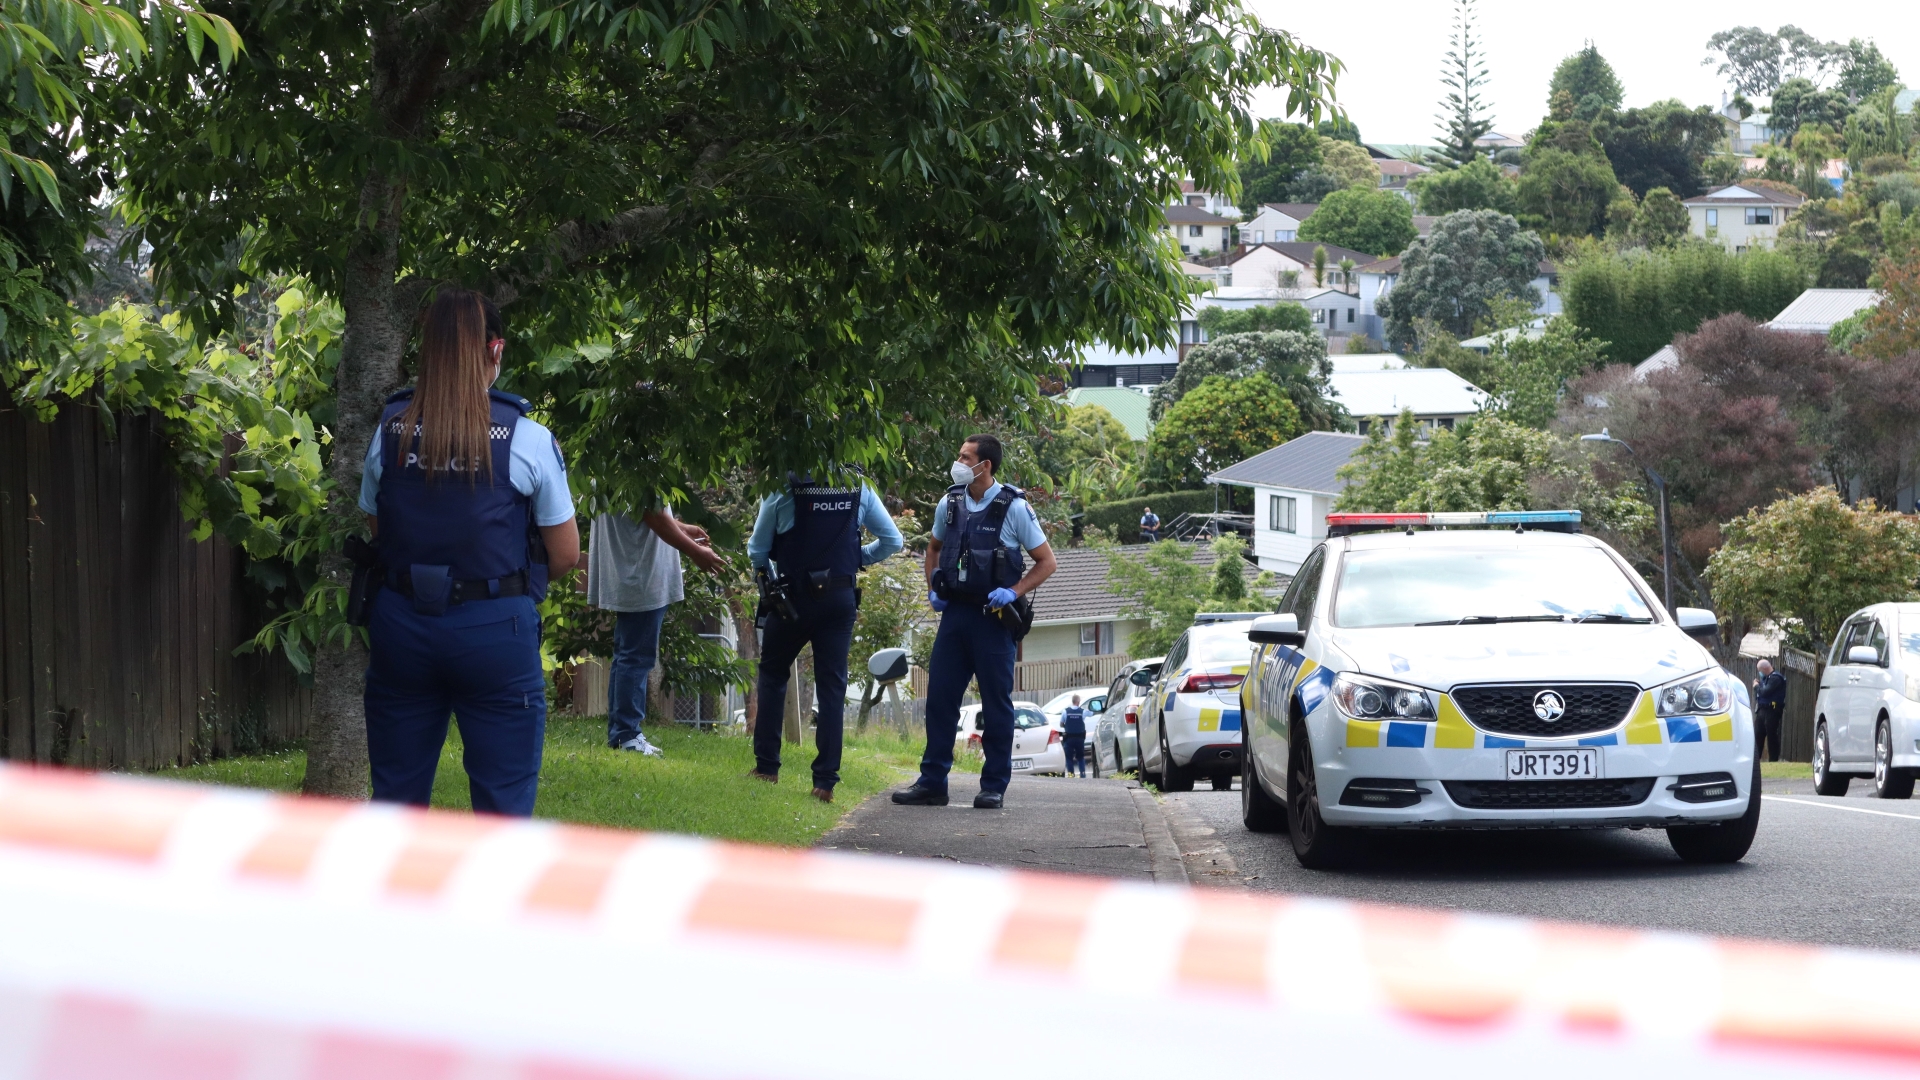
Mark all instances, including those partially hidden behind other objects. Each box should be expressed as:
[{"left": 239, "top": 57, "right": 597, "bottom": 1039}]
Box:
[{"left": 950, "top": 459, "right": 978, "bottom": 486}]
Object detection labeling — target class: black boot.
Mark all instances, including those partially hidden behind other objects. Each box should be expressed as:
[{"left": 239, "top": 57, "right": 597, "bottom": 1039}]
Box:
[
  {"left": 891, "top": 784, "right": 950, "bottom": 806},
  {"left": 973, "top": 790, "right": 1004, "bottom": 809}
]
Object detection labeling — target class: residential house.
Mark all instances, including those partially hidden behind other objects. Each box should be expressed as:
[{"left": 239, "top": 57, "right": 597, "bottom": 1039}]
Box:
[
  {"left": 1060, "top": 385, "right": 1152, "bottom": 440},
  {"left": 1474, "top": 132, "right": 1527, "bottom": 153},
  {"left": 1171, "top": 180, "right": 1242, "bottom": 221},
  {"left": 1023, "top": 545, "right": 1264, "bottom": 661},
  {"left": 1353, "top": 257, "right": 1560, "bottom": 346},
  {"left": 1412, "top": 215, "right": 1439, "bottom": 237},
  {"left": 1226, "top": 240, "right": 1375, "bottom": 292},
  {"left": 1181, "top": 260, "right": 1231, "bottom": 289},
  {"left": 1070, "top": 338, "right": 1181, "bottom": 388},
  {"left": 1683, "top": 185, "right": 1805, "bottom": 251},
  {"left": 1377, "top": 158, "right": 1431, "bottom": 204},
  {"left": 1207, "top": 431, "right": 1369, "bottom": 573},
  {"left": 1240, "top": 203, "right": 1318, "bottom": 244},
  {"left": 1329, "top": 366, "right": 1486, "bottom": 435},
  {"left": 1329, "top": 353, "right": 1411, "bottom": 373},
  {"left": 1633, "top": 288, "right": 1882, "bottom": 381},
  {"left": 1164, "top": 204, "right": 1235, "bottom": 256},
  {"left": 1364, "top": 143, "right": 1437, "bottom": 163}
]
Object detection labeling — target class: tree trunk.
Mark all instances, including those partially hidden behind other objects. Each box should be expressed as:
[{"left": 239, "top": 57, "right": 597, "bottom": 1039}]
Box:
[{"left": 299, "top": 167, "right": 410, "bottom": 798}]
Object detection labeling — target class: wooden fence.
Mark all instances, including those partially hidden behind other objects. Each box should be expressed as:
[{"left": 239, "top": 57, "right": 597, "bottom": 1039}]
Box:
[
  {"left": 0, "top": 398, "right": 310, "bottom": 770},
  {"left": 1778, "top": 647, "right": 1820, "bottom": 763}
]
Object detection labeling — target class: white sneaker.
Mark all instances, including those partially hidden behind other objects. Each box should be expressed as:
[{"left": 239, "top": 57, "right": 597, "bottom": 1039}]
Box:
[{"left": 620, "top": 734, "right": 664, "bottom": 757}]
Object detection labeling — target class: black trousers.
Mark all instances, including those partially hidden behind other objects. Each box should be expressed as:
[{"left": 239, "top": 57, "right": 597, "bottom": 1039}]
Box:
[
  {"left": 1757, "top": 707, "right": 1783, "bottom": 762},
  {"left": 753, "top": 587, "right": 858, "bottom": 789}
]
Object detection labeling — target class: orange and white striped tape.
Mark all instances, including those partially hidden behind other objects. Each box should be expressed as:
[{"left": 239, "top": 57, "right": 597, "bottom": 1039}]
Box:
[{"left": 0, "top": 762, "right": 1915, "bottom": 1079}]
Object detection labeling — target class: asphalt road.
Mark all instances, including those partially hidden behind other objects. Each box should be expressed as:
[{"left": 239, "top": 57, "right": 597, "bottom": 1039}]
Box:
[{"left": 1164, "top": 774, "right": 1920, "bottom": 952}]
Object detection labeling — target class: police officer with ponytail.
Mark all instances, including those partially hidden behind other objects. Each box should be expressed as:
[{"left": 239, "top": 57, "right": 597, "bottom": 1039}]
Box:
[
  {"left": 745, "top": 470, "right": 902, "bottom": 801},
  {"left": 355, "top": 288, "right": 578, "bottom": 817},
  {"left": 894, "top": 433, "right": 1057, "bottom": 809}
]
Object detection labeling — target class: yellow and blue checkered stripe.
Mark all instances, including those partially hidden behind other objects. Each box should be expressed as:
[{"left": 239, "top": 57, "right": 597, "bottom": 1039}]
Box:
[{"left": 1344, "top": 690, "right": 1735, "bottom": 749}]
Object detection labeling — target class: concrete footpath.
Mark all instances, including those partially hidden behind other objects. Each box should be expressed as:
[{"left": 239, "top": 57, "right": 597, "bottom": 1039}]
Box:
[{"left": 819, "top": 772, "right": 1189, "bottom": 882}]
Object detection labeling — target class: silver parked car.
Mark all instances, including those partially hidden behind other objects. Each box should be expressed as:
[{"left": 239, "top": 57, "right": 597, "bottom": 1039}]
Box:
[
  {"left": 1813, "top": 603, "right": 1920, "bottom": 798},
  {"left": 1091, "top": 656, "right": 1164, "bottom": 776}
]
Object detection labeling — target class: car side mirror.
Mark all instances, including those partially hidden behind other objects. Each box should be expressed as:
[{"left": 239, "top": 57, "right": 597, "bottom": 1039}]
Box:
[
  {"left": 1247, "top": 612, "right": 1305, "bottom": 647},
  {"left": 1674, "top": 607, "right": 1719, "bottom": 644},
  {"left": 868, "top": 647, "right": 910, "bottom": 682},
  {"left": 1129, "top": 669, "right": 1156, "bottom": 687},
  {"left": 1848, "top": 645, "right": 1881, "bottom": 666}
]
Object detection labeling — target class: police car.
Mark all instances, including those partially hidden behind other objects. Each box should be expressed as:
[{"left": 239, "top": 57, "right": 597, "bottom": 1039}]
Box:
[
  {"left": 1239, "top": 512, "right": 1759, "bottom": 868},
  {"left": 1137, "top": 615, "right": 1263, "bottom": 792}
]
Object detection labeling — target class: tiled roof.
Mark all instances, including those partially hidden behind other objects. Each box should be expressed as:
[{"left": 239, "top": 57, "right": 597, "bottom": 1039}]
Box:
[
  {"left": 1251, "top": 240, "right": 1378, "bottom": 266},
  {"left": 1357, "top": 256, "right": 1402, "bottom": 274},
  {"left": 1030, "top": 545, "right": 1265, "bottom": 625},
  {"left": 1257, "top": 202, "right": 1320, "bottom": 220},
  {"left": 1681, "top": 184, "right": 1806, "bottom": 207},
  {"left": 1208, "top": 430, "right": 1369, "bottom": 493},
  {"left": 1165, "top": 204, "right": 1234, "bottom": 225}
]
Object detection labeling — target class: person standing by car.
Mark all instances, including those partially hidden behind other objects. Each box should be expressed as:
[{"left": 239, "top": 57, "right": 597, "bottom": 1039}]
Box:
[
  {"left": 744, "top": 470, "right": 902, "bottom": 801},
  {"left": 893, "top": 434, "right": 1058, "bottom": 809},
  {"left": 1061, "top": 695, "right": 1089, "bottom": 777},
  {"left": 585, "top": 504, "right": 727, "bottom": 756},
  {"left": 1139, "top": 506, "right": 1161, "bottom": 543},
  {"left": 357, "top": 288, "right": 577, "bottom": 817},
  {"left": 1754, "top": 658, "right": 1787, "bottom": 763}
]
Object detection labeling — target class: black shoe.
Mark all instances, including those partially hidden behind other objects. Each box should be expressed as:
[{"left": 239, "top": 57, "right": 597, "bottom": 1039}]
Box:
[
  {"left": 973, "top": 790, "right": 1004, "bottom": 809},
  {"left": 892, "top": 784, "right": 949, "bottom": 806}
]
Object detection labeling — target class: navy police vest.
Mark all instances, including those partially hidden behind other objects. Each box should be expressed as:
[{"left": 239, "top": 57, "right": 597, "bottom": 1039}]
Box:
[
  {"left": 770, "top": 477, "right": 862, "bottom": 585},
  {"left": 374, "top": 388, "right": 547, "bottom": 599},
  {"left": 936, "top": 483, "right": 1026, "bottom": 603}
]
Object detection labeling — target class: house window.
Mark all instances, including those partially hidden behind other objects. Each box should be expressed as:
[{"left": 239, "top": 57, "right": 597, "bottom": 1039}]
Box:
[
  {"left": 1189, "top": 225, "right": 1204, "bottom": 237},
  {"left": 1357, "top": 419, "right": 1372, "bottom": 435},
  {"left": 1253, "top": 230, "right": 1264, "bottom": 243},
  {"left": 1312, "top": 308, "right": 1325, "bottom": 323},
  {"left": 1705, "top": 209, "right": 1718, "bottom": 227},
  {"left": 1745, "top": 207, "right": 1773, "bottom": 225},
  {"left": 1347, "top": 308, "right": 1355, "bottom": 323},
  {"left": 1438, "top": 417, "right": 1455, "bottom": 430},
  {"left": 1187, "top": 195, "right": 1205, "bottom": 207},
  {"left": 1269, "top": 494, "right": 1297, "bottom": 534},
  {"left": 1277, "top": 229, "right": 1296, "bottom": 241}
]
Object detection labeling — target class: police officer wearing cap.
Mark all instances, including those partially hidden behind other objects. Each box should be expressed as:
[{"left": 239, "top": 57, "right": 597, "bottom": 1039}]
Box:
[
  {"left": 355, "top": 287, "right": 578, "bottom": 817},
  {"left": 894, "top": 433, "right": 1057, "bottom": 809},
  {"left": 745, "top": 470, "right": 903, "bottom": 801}
]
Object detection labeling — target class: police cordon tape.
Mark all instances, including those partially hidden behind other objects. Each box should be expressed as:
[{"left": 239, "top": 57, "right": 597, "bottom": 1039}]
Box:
[{"left": 0, "top": 762, "right": 1916, "bottom": 1079}]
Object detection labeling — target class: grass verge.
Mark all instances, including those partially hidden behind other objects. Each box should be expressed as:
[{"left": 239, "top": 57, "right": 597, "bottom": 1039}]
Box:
[
  {"left": 1760, "top": 761, "right": 1813, "bottom": 779},
  {"left": 151, "top": 714, "right": 968, "bottom": 846}
]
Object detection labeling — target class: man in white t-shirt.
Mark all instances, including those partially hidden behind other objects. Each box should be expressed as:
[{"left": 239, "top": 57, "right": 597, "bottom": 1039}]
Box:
[{"left": 584, "top": 507, "right": 725, "bottom": 755}]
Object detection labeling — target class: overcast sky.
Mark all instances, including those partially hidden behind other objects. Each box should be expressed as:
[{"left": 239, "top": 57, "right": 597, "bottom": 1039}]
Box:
[{"left": 1243, "top": 1, "right": 1920, "bottom": 146}]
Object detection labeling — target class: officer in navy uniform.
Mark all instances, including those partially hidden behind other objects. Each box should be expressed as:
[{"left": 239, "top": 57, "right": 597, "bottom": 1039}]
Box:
[
  {"left": 894, "top": 434, "right": 1057, "bottom": 809},
  {"left": 356, "top": 288, "right": 579, "bottom": 817},
  {"left": 745, "top": 470, "right": 902, "bottom": 801}
]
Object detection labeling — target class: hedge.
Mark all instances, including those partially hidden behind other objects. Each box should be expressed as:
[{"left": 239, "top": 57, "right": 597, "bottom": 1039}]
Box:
[{"left": 1080, "top": 490, "right": 1218, "bottom": 540}]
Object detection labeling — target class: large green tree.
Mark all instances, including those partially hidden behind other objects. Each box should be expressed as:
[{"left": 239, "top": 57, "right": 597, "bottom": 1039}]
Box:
[
  {"left": 1146, "top": 373, "right": 1301, "bottom": 489},
  {"left": 1834, "top": 39, "right": 1900, "bottom": 101},
  {"left": 1560, "top": 244, "right": 1809, "bottom": 364},
  {"left": 1433, "top": 0, "right": 1492, "bottom": 165},
  {"left": 1237, "top": 122, "right": 1322, "bottom": 214},
  {"left": 1147, "top": 329, "right": 1343, "bottom": 431},
  {"left": 1594, "top": 101, "right": 1725, "bottom": 198},
  {"left": 1549, "top": 43, "right": 1622, "bottom": 121},
  {"left": 1376, "top": 209, "right": 1543, "bottom": 348},
  {"left": 111, "top": 0, "right": 1337, "bottom": 796},
  {"left": 1516, "top": 148, "right": 1619, "bottom": 237},
  {"left": 1411, "top": 157, "right": 1516, "bottom": 216},
  {"left": 1297, "top": 185, "right": 1415, "bottom": 257},
  {"left": 1767, "top": 77, "right": 1851, "bottom": 141}
]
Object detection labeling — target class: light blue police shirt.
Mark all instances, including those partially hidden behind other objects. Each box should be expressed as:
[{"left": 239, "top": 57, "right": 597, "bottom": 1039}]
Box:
[
  {"left": 748, "top": 485, "right": 903, "bottom": 571},
  {"left": 357, "top": 417, "right": 576, "bottom": 526},
  {"left": 929, "top": 482, "right": 1048, "bottom": 552}
]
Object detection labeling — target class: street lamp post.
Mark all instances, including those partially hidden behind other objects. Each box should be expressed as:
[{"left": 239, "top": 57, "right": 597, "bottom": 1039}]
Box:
[{"left": 1581, "top": 428, "right": 1673, "bottom": 615}]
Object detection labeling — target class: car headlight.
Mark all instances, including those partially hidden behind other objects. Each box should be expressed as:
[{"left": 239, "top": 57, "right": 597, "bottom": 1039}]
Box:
[
  {"left": 1332, "top": 673, "right": 1436, "bottom": 721},
  {"left": 1653, "top": 668, "right": 1733, "bottom": 717}
]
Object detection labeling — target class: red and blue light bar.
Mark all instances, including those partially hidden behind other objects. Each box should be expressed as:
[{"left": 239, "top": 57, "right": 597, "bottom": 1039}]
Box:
[{"left": 1325, "top": 510, "right": 1582, "bottom": 536}]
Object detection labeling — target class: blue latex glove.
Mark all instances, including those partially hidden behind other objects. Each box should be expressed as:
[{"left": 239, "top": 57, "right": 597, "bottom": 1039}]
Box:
[
  {"left": 928, "top": 590, "right": 949, "bottom": 613},
  {"left": 987, "top": 587, "right": 1018, "bottom": 610}
]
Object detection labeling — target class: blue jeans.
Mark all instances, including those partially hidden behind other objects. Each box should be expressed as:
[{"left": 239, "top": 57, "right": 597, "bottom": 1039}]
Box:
[
  {"left": 920, "top": 603, "right": 1018, "bottom": 795},
  {"left": 752, "top": 587, "right": 858, "bottom": 790},
  {"left": 606, "top": 606, "right": 667, "bottom": 747},
  {"left": 364, "top": 592, "right": 547, "bottom": 816},
  {"left": 1063, "top": 734, "right": 1087, "bottom": 777}
]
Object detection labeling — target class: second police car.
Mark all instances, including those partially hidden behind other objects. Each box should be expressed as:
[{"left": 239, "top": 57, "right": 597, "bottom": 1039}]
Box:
[{"left": 1239, "top": 511, "right": 1759, "bottom": 868}]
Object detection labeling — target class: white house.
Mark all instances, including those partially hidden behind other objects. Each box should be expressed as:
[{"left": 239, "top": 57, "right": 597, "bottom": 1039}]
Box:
[
  {"left": 1683, "top": 185, "right": 1806, "bottom": 251},
  {"left": 1164, "top": 204, "right": 1235, "bottom": 257},
  {"left": 1207, "top": 431, "right": 1369, "bottom": 574},
  {"left": 1329, "top": 366, "right": 1486, "bottom": 435},
  {"left": 1226, "top": 240, "right": 1375, "bottom": 292},
  {"left": 1240, "top": 202, "right": 1318, "bottom": 244},
  {"left": 1171, "top": 180, "right": 1242, "bottom": 221}
]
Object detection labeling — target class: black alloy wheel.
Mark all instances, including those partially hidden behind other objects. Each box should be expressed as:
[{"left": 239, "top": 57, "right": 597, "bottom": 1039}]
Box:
[
  {"left": 1286, "top": 723, "right": 1354, "bottom": 868},
  {"left": 1874, "top": 717, "right": 1915, "bottom": 799},
  {"left": 1668, "top": 754, "right": 1763, "bottom": 863},
  {"left": 1813, "top": 722, "right": 1850, "bottom": 796},
  {"left": 1159, "top": 728, "right": 1195, "bottom": 792}
]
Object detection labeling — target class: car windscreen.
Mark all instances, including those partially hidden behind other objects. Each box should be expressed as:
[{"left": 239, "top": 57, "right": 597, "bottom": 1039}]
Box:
[
  {"left": 1189, "top": 630, "right": 1254, "bottom": 664},
  {"left": 1013, "top": 708, "right": 1049, "bottom": 729},
  {"left": 1332, "top": 546, "right": 1655, "bottom": 629}
]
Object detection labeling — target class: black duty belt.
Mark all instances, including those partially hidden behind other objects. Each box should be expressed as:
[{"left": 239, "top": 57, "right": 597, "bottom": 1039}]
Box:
[
  {"left": 800, "top": 573, "right": 856, "bottom": 592},
  {"left": 393, "top": 569, "right": 530, "bottom": 604}
]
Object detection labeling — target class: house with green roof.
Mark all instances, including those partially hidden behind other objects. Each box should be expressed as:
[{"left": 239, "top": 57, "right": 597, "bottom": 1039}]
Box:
[{"left": 1061, "top": 386, "right": 1153, "bottom": 440}]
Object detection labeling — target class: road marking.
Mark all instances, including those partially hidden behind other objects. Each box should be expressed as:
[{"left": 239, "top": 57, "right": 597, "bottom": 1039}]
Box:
[{"left": 1764, "top": 795, "right": 1920, "bottom": 820}]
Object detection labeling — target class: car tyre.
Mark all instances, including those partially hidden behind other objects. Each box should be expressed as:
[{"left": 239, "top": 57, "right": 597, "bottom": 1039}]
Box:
[
  {"left": 1873, "top": 717, "right": 1915, "bottom": 799},
  {"left": 1090, "top": 737, "right": 1105, "bottom": 779},
  {"left": 1812, "top": 722, "right": 1850, "bottom": 796},
  {"left": 1242, "top": 735, "right": 1287, "bottom": 833},
  {"left": 1210, "top": 772, "right": 1233, "bottom": 791},
  {"left": 1287, "top": 723, "right": 1355, "bottom": 869},
  {"left": 1667, "top": 755, "right": 1762, "bottom": 864},
  {"left": 1159, "top": 730, "right": 1195, "bottom": 792}
]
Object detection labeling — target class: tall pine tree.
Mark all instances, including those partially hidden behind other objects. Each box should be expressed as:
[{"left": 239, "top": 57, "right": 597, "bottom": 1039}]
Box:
[{"left": 1435, "top": 0, "right": 1493, "bottom": 165}]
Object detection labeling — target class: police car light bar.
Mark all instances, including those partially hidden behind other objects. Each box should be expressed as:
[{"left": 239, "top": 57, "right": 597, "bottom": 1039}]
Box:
[{"left": 1325, "top": 510, "right": 1582, "bottom": 537}]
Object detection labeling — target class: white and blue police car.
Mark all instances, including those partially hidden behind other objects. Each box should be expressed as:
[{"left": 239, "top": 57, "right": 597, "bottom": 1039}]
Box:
[{"left": 1238, "top": 511, "right": 1759, "bottom": 868}]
